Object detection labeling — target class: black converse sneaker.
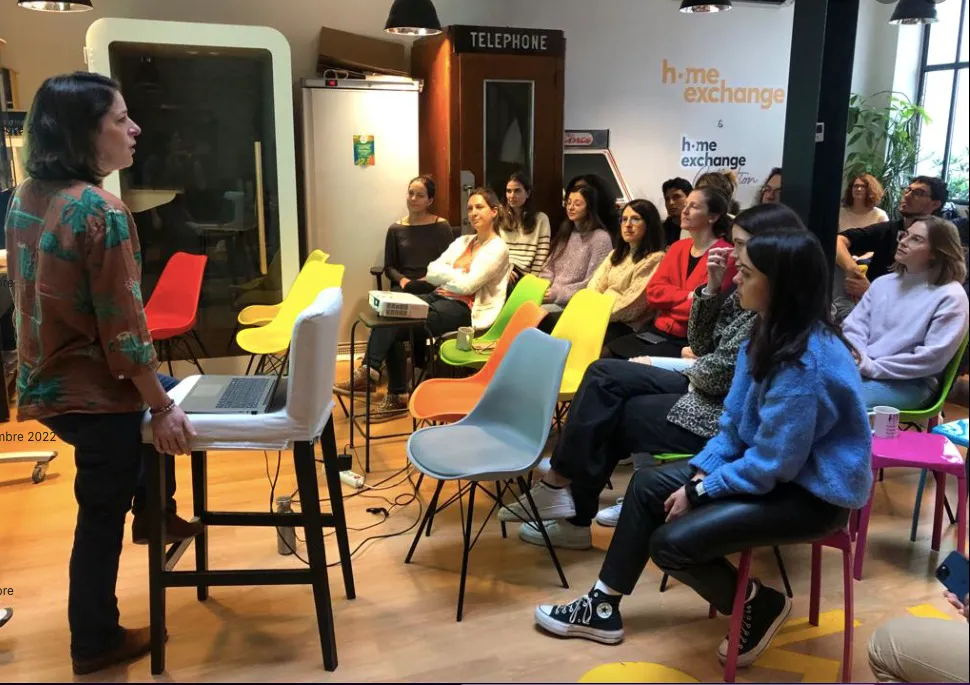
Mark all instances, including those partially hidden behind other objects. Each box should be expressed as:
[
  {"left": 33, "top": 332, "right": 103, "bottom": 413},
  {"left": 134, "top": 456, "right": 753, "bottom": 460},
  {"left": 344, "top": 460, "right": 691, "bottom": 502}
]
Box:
[
  {"left": 534, "top": 589, "right": 624, "bottom": 644},
  {"left": 717, "top": 580, "right": 792, "bottom": 668}
]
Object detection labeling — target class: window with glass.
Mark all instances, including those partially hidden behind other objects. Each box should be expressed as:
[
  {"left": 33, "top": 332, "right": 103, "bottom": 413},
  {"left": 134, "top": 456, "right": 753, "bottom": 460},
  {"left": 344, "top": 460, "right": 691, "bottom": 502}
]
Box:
[{"left": 916, "top": 0, "right": 969, "bottom": 203}]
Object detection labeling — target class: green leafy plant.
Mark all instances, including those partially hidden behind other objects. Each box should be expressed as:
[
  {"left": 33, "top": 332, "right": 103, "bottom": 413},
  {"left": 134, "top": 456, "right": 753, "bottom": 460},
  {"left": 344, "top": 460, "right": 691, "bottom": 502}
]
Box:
[{"left": 843, "top": 92, "right": 930, "bottom": 217}]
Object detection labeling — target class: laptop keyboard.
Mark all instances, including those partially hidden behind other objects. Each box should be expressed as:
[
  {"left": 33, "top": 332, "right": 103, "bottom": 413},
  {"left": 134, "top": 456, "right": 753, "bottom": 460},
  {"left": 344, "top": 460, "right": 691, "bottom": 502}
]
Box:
[{"left": 215, "top": 377, "right": 272, "bottom": 409}]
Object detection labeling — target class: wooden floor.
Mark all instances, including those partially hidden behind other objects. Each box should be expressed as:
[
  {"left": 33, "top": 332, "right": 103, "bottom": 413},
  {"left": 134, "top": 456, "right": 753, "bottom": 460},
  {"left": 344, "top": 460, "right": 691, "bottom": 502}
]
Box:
[{"left": 0, "top": 370, "right": 967, "bottom": 683}]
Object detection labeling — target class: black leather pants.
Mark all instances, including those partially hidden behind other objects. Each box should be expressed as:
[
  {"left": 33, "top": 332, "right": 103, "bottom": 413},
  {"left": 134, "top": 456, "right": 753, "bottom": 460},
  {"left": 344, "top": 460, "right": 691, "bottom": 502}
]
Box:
[{"left": 600, "top": 461, "right": 849, "bottom": 613}]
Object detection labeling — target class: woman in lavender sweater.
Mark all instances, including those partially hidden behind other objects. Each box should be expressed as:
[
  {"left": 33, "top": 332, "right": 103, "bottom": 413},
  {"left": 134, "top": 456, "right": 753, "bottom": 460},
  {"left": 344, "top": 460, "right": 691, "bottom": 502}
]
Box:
[
  {"left": 842, "top": 216, "right": 968, "bottom": 409},
  {"left": 538, "top": 185, "right": 614, "bottom": 319}
]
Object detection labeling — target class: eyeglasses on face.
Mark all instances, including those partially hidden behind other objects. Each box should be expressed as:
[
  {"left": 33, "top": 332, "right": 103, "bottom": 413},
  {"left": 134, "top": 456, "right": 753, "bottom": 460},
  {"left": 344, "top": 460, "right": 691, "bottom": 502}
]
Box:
[{"left": 901, "top": 186, "right": 930, "bottom": 199}]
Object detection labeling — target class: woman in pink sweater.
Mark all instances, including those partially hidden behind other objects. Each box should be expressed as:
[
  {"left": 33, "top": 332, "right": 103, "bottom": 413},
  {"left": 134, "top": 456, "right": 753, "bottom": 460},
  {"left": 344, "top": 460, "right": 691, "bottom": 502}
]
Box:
[{"left": 539, "top": 185, "right": 614, "bottom": 313}]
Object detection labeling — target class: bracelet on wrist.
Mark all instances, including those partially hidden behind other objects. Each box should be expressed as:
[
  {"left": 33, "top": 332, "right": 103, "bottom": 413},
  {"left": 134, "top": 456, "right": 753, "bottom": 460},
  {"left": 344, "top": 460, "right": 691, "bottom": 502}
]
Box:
[{"left": 150, "top": 399, "right": 176, "bottom": 417}]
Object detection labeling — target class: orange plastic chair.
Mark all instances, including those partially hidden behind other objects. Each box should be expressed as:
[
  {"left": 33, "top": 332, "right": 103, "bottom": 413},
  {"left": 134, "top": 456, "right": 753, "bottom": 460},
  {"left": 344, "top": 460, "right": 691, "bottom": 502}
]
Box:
[{"left": 408, "top": 302, "right": 547, "bottom": 424}]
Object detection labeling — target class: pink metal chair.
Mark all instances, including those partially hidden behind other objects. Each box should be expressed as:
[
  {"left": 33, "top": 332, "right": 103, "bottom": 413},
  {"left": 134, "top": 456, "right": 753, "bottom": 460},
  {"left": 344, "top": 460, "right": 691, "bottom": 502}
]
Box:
[
  {"left": 718, "top": 531, "right": 854, "bottom": 683},
  {"left": 853, "top": 431, "right": 967, "bottom": 581}
]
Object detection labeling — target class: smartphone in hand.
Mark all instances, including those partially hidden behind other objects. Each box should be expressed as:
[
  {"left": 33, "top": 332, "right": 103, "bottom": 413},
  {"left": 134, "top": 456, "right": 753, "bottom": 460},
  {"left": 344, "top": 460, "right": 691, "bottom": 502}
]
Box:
[{"left": 936, "top": 551, "right": 969, "bottom": 600}]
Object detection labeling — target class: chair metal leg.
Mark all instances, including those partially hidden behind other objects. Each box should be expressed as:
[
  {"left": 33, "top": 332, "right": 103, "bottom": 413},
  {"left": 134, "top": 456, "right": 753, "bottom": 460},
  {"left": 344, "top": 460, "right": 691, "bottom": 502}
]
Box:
[
  {"left": 146, "top": 444, "right": 167, "bottom": 675},
  {"left": 773, "top": 546, "right": 794, "bottom": 599},
  {"left": 406, "top": 480, "right": 443, "bottom": 563},
  {"left": 944, "top": 495, "right": 956, "bottom": 525},
  {"left": 190, "top": 329, "right": 210, "bottom": 359},
  {"left": 841, "top": 543, "right": 854, "bottom": 683},
  {"left": 910, "top": 469, "right": 928, "bottom": 542},
  {"left": 166, "top": 340, "right": 175, "bottom": 377},
  {"left": 321, "top": 417, "right": 355, "bottom": 599},
  {"left": 190, "top": 450, "right": 209, "bottom": 602},
  {"left": 496, "top": 481, "right": 507, "bottom": 539},
  {"left": 293, "top": 440, "right": 338, "bottom": 671},
  {"left": 517, "top": 476, "right": 568, "bottom": 589},
  {"left": 723, "top": 550, "right": 753, "bottom": 683},
  {"left": 659, "top": 573, "right": 670, "bottom": 593},
  {"left": 456, "top": 482, "right": 477, "bottom": 622}
]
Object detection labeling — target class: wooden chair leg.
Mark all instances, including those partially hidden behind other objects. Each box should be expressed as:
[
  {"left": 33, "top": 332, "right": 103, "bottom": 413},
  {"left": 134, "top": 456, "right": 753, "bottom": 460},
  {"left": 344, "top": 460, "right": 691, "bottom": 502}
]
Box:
[
  {"left": 191, "top": 450, "right": 209, "bottom": 602},
  {"left": 293, "top": 440, "right": 338, "bottom": 671}
]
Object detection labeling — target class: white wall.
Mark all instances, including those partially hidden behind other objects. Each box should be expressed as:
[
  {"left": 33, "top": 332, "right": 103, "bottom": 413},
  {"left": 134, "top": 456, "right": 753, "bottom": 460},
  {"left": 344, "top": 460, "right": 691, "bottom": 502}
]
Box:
[
  {"left": 851, "top": 0, "right": 901, "bottom": 101},
  {"left": 507, "top": 0, "right": 794, "bottom": 210}
]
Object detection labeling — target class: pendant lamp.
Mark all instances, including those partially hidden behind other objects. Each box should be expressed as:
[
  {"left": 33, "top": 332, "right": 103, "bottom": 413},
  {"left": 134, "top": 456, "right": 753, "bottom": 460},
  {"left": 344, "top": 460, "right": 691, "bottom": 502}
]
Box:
[
  {"left": 384, "top": 0, "right": 442, "bottom": 36},
  {"left": 680, "top": 0, "right": 732, "bottom": 13},
  {"left": 18, "top": 0, "right": 93, "bottom": 11},
  {"left": 889, "top": 0, "right": 939, "bottom": 25}
]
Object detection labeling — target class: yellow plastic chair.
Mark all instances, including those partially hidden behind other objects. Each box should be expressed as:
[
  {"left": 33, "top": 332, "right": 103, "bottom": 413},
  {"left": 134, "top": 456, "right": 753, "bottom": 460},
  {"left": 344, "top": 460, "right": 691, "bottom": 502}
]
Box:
[
  {"left": 549, "top": 289, "right": 615, "bottom": 405},
  {"left": 237, "top": 261, "right": 344, "bottom": 375},
  {"left": 236, "top": 250, "right": 329, "bottom": 327}
]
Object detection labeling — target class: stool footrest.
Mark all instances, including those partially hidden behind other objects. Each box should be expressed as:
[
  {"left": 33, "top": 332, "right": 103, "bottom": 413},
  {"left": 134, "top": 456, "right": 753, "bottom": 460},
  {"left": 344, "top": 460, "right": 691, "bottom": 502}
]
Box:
[
  {"left": 161, "top": 568, "right": 315, "bottom": 588},
  {"left": 203, "top": 511, "right": 335, "bottom": 527}
]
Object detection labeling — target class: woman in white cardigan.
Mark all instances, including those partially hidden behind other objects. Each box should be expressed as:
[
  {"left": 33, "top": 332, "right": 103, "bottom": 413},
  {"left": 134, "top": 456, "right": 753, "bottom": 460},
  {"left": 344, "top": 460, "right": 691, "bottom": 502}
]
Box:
[{"left": 335, "top": 188, "right": 510, "bottom": 419}]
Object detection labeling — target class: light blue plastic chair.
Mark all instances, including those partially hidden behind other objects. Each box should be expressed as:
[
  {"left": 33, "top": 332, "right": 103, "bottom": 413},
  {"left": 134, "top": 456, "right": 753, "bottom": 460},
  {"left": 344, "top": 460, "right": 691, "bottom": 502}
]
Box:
[{"left": 404, "top": 328, "right": 571, "bottom": 622}]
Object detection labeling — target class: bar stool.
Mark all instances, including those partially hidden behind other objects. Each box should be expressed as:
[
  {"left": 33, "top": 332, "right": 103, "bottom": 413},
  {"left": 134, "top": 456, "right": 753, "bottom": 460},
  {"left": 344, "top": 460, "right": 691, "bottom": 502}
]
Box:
[{"left": 140, "top": 288, "right": 354, "bottom": 674}]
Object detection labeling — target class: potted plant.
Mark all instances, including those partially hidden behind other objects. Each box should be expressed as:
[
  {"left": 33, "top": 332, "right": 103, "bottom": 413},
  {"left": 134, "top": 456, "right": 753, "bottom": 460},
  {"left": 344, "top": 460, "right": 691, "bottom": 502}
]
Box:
[{"left": 843, "top": 92, "right": 930, "bottom": 218}]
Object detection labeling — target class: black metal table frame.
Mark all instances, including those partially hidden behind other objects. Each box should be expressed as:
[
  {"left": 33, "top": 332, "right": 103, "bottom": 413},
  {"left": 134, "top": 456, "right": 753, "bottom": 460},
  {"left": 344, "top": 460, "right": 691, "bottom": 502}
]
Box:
[{"left": 345, "top": 313, "right": 435, "bottom": 472}]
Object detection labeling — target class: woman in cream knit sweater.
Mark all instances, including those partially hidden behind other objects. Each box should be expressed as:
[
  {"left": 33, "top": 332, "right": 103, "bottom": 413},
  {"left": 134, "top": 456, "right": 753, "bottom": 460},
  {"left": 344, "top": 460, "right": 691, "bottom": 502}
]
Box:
[
  {"left": 587, "top": 200, "right": 666, "bottom": 342},
  {"left": 539, "top": 199, "right": 665, "bottom": 339}
]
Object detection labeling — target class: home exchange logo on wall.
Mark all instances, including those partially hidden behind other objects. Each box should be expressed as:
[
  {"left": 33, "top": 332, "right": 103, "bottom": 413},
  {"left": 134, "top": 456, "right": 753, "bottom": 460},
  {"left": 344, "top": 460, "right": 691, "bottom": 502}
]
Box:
[{"left": 661, "top": 59, "right": 786, "bottom": 110}]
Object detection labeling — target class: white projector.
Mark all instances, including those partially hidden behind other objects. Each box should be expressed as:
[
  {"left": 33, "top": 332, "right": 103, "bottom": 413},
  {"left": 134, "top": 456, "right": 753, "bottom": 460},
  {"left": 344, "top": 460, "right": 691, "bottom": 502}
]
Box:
[{"left": 368, "top": 290, "right": 430, "bottom": 319}]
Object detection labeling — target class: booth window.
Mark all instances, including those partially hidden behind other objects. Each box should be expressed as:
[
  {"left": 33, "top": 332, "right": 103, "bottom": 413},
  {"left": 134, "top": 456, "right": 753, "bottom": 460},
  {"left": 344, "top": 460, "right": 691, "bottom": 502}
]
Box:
[{"left": 915, "top": 0, "right": 969, "bottom": 204}]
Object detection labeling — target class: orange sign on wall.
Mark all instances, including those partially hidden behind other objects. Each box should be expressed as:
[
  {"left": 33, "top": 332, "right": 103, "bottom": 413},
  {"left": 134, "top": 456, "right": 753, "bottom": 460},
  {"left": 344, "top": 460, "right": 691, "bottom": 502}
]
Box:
[{"left": 661, "top": 59, "right": 786, "bottom": 110}]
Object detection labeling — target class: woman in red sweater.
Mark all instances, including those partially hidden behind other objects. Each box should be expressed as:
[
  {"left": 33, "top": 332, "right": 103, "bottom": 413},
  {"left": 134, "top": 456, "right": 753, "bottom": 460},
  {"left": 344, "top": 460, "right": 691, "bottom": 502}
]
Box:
[{"left": 607, "top": 187, "right": 736, "bottom": 359}]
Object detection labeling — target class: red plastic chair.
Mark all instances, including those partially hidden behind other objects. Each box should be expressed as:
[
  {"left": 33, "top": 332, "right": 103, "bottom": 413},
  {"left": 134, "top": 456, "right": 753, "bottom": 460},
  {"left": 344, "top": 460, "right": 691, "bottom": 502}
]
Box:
[
  {"left": 718, "top": 531, "right": 854, "bottom": 683},
  {"left": 144, "top": 252, "right": 209, "bottom": 376}
]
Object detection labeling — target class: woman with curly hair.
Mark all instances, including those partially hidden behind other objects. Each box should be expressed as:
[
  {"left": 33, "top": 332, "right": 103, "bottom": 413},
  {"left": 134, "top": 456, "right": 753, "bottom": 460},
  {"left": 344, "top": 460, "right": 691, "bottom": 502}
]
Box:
[{"left": 839, "top": 173, "right": 888, "bottom": 232}]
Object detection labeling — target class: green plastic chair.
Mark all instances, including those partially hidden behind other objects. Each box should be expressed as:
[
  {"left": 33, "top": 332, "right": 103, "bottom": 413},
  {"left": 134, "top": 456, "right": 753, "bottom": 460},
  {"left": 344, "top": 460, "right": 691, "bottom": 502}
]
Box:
[
  {"left": 438, "top": 274, "right": 550, "bottom": 369},
  {"left": 905, "top": 334, "right": 969, "bottom": 542}
]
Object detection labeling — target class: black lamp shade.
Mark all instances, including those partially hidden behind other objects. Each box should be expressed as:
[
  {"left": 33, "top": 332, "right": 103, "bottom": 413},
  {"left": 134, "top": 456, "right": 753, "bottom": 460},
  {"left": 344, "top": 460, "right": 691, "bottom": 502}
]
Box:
[
  {"left": 889, "top": 0, "right": 938, "bottom": 25},
  {"left": 18, "top": 0, "right": 93, "bottom": 11},
  {"left": 384, "top": 0, "right": 442, "bottom": 36},
  {"left": 680, "top": 0, "right": 732, "bottom": 13}
]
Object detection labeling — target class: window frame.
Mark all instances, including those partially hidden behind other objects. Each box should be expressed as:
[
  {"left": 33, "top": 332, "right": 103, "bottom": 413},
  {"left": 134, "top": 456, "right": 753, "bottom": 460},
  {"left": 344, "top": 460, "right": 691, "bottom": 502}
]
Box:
[{"left": 916, "top": 0, "right": 970, "bottom": 204}]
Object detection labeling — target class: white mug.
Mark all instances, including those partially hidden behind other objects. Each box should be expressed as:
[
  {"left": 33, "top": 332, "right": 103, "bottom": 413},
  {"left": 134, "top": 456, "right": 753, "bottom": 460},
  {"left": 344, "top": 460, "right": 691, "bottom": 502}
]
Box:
[
  {"left": 456, "top": 326, "right": 474, "bottom": 352},
  {"left": 869, "top": 406, "right": 900, "bottom": 439}
]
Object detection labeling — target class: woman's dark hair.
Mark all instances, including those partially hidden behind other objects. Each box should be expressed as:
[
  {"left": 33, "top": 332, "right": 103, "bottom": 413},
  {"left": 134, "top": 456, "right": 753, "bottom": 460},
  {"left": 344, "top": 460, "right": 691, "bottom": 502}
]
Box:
[
  {"left": 25, "top": 71, "right": 120, "bottom": 184},
  {"left": 550, "top": 185, "right": 607, "bottom": 260},
  {"left": 503, "top": 171, "right": 538, "bottom": 234},
  {"left": 566, "top": 174, "right": 620, "bottom": 244},
  {"left": 696, "top": 186, "right": 732, "bottom": 239},
  {"left": 613, "top": 199, "right": 664, "bottom": 265},
  {"left": 409, "top": 174, "right": 437, "bottom": 201},
  {"left": 733, "top": 202, "right": 806, "bottom": 238},
  {"left": 744, "top": 227, "right": 851, "bottom": 382}
]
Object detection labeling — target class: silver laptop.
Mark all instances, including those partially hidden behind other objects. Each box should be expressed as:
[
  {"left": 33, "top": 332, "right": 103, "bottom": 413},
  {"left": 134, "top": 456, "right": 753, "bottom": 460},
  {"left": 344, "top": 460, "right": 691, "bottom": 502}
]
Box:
[{"left": 179, "top": 375, "right": 279, "bottom": 415}]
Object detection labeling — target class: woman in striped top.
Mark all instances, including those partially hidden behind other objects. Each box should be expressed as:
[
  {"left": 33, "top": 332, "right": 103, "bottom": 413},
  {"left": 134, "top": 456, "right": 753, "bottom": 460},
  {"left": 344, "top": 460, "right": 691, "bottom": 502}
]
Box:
[{"left": 498, "top": 172, "right": 552, "bottom": 284}]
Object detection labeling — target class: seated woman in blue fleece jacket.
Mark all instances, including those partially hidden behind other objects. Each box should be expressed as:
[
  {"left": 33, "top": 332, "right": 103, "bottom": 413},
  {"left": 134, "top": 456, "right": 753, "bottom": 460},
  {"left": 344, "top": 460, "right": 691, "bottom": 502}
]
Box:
[{"left": 532, "top": 225, "right": 873, "bottom": 669}]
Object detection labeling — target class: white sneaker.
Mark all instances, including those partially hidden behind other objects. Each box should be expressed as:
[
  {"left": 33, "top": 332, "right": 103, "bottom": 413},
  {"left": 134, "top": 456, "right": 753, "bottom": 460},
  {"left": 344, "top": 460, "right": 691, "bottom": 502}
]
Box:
[
  {"left": 536, "top": 457, "right": 552, "bottom": 475},
  {"left": 518, "top": 519, "right": 592, "bottom": 550},
  {"left": 498, "top": 481, "right": 576, "bottom": 522},
  {"left": 595, "top": 498, "right": 624, "bottom": 527}
]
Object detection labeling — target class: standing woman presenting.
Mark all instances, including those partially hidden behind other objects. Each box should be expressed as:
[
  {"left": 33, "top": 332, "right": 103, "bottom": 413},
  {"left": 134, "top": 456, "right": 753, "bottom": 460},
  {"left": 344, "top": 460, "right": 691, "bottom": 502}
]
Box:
[{"left": 5, "top": 72, "right": 195, "bottom": 675}]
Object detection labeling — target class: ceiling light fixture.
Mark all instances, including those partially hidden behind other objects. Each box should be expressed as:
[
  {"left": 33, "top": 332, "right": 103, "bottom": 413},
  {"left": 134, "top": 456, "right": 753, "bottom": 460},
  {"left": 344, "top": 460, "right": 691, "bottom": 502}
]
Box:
[
  {"left": 679, "top": 0, "right": 732, "bottom": 13},
  {"left": 384, "top": 0, "right": 442, "bottom": 36},
  {"left": 889, "top": 0, "right": 939, "bottom": 25},
  {"left": 18, "top": 0, "right": 93, "bottom": 11}
]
